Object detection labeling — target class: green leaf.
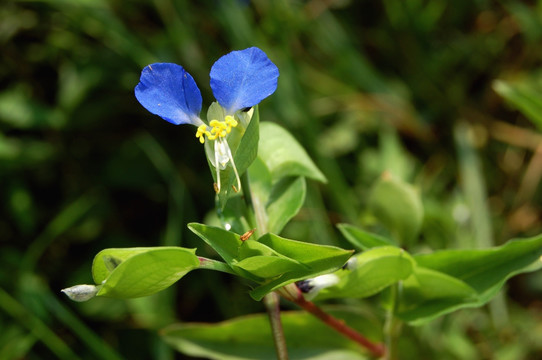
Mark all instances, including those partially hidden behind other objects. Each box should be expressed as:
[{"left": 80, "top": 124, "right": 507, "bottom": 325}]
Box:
[
  {"left": 162, "top": 308, "right": 379, "bottom": 360},
  {"left": 247, "top": 157, "right": 307, "bottom": 235},
  {"left": 250, "top": 234, "right": 354, "bottom": 300},
  {"left": 368, "top": 174, "right": 423, "bottom": 245},
  {"left": 317, "top": 246, "right": 415, "bottom": 300},
  {"left": 266, "top": 177, "right": 306, "bottom": 234},
  {"left": 188, "top": 223, "right": 301, "bottom": 281},
  {"left": 337, "top": 223, "right": 395, "bottom": 251},
  {"left": 232, "top": 256, "right": 301, "bottom": 279},
  {"left": 258, "top": 122, "right": 326, "bottom": 183},
  {"left": 398, "top": 234, "right": 542, "bottom": 324},
  {"left": 188, "top": 222, "right": 242, "bottom": 265},
  {"left": 398, "top": 267, "right": 477, "bottom": 323},
  {"left": 414, "top": 234, "right": 542, "bottom": 298},
  {"left": 92, "top": 247, "right": 199, "bottom": 298},
  {"left": 188, "top": 223, "right": 353, "bottom": 300}
]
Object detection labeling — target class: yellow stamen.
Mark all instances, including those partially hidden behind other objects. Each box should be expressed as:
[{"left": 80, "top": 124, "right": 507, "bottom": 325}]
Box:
[
  {"left": 196, "top": 124, "right": 210, "bottom": 144},
  {"left": 194, "top": 117, "right": 241, "bottom": 193},
  {"left": 195, "top": 117, "right": 239, "bottom": 142}
]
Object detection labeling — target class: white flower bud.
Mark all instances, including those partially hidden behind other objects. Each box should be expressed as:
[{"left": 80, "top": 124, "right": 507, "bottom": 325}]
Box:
[
  {"left": 61, "top": 284, "right": 99, "bottom": 302},
  {"left": 297, "top": 274, "right": 340, "bottom": 300}
]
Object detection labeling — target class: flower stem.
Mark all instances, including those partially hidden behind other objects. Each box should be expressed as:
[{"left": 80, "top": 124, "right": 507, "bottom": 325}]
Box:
[
  {"left": 383, "top": 284, "right": 401, "bottom": 360},
  {"left": 264, "top": 292, "right": 289, "bottom": 360},
  {"left": 279, "top": 284, "right": 385, "bottom": 358},
  {"left": 240, "top": 172, "right": 289, "bottom": 359},
  {"left": 240, "top": 171, "right": 267, "bottom": 236}
]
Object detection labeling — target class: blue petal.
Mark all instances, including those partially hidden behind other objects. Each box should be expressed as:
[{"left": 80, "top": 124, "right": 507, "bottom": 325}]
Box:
[
  {"left": 210, "top": 47, "right": 279, "bottom": 114},
  {"left": 135, "top": 63, "right": 202, "bottom": 125}
]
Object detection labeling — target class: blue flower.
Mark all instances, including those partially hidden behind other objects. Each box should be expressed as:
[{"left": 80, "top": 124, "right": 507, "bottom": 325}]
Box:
[{"left": 135, "top": 47, "right": 279, "bottom": 192}]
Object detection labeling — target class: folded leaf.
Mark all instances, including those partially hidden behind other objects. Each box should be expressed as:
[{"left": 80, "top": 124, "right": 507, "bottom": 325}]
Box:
[
  {"left": 189, "top": 223, "right": 352, "bottom": 294},
  {"left": 317, "top": 246, "right": 414, "bottom": 300},
  {"left": 188, "top": 222, "right": 242, "bottom": 265},
  {"left": 250, "top": 234, "right": 353, "bottom": 300},
  {"left": 92, "top": 247, "right": 199, "bottom": 298}
]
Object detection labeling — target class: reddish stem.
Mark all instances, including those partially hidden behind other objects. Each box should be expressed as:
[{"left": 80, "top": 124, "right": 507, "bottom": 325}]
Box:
[{"left": 279, "top": 285, "right": 385, "bottom": 358}]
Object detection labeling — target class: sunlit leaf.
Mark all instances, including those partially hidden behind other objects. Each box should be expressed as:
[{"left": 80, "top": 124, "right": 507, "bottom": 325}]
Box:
[
  {"left": 188, "top": 223, "right": 242, "bottom": 265},
  {"left": 317, "top": 246, "right": 414, "bottom": 300},
  {"left": 399, "top": 234, "right": 542, "bottom": 324},
  {"left": 266, "top": 177, "right": 306, "bottom": 234},
  {"left": 250, "top": 233, "right": 353, "bottom": 300},
  {"left": 258, "top": 122, "right": 326, "bottom": 183},
  {"left": 92, "top": 247, "right": 199, "bottom": 298}
]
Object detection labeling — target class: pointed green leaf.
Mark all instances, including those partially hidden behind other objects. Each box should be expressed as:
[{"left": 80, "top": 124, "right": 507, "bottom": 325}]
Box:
[
  {"left": 189, "top": 223, "right": 302, "bottom": 281},
  {"left": 250, "top": 234, "right": 354, "bottom": 300},
  {"left": 232, "top": 256, "right": 301, "bottom": 279},
  {"left": 258, "top": 122, "right": 326, "bottom": 183},
  {"left": 414, "top": 234, "right": 542, "bottom": 298},
  {"left": 398, "top": 267, "right": 477, "bottom": 324},
  {"left": 398, "top": 234, "right": 542, "bottom": 324},
  {"left": 92, "top": 247, "right": 199, "bottom": 298},
  {"left": 162, "top": 308, "right": 379, "bottom": 360},
  {"left": 337, "top": 223, "right": 395, "bottom": 251},
  {"left": 188, "top": 222, "right": 242, "bottom": 264},
  {"left": 317, "top": 246, "right": 414, "bottom": 300},
  {"left": 188, "top": 223, "right": 353, "bottom": 299}
]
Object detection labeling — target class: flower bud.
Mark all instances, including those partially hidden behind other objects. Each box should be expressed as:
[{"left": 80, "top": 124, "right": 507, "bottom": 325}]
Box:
[
  {"left": 296, "top": 274, "right": 340, "bottom": 300},
  {"left": 61, "top": 284, "right": 99, "bottom": 302}
]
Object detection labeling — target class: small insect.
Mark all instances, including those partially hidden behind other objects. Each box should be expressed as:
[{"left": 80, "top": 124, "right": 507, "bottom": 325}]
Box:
[
  {"left": 232, "top": 184, "right": 239, "bottom": 192},
  {"left": 240, "top": 228, "right": 256, "bottom": 241},
  {"left": 213, "top": 183, "right": 219, "bottom": 193}
]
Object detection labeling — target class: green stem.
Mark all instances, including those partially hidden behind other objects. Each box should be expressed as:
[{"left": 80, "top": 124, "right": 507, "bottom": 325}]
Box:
[
  {"left": 383, "top": 284, "right": 401, "bottom": 360},
  {"left": 264, "top": 292, "right": 289, "bottom": 360},
  {"left": 240, "top": 172, "right": 289, "bottom": 358},
  {"left": 197, "top": 257, "right": 237, "bottom": 275},
  {"left": 240, "top": 171, "right": 267, "bottom": 236}
]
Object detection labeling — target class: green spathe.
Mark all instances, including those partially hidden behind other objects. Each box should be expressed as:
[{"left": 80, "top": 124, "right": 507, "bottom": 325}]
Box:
[{"left": 92, "top": 247, "right": 199, "bottom": 299}]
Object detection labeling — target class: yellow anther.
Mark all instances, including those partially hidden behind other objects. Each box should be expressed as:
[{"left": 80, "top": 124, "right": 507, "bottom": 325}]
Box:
[
  {"left": 209, "top": 120, "right": 223, "bottom": 128},
  {"left": 208, "top": 132, "right": 219, "bottom": 140},
  {"left": 196, "top": 124, "right": 209, "bottom": 144},
  {"left": 195, "top": 117, "right": 239, "bottom": 143},
  {"left": 225, "top": 115, "right": 238, "bottom": 127}
]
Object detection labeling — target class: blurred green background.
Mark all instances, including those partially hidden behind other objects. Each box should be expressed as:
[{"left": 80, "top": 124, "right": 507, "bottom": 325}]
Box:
[{"left": 2, "top": 0, "right": 542, "bottom": 359}]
